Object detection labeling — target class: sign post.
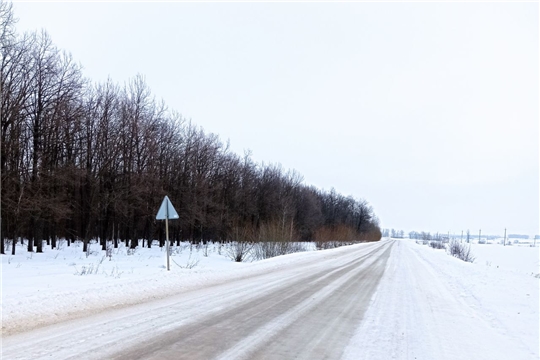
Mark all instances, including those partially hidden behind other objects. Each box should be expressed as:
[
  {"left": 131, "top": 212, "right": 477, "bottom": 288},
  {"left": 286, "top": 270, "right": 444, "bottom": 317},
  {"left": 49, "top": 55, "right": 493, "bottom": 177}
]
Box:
[{"left": 156, "top": 196, "right": 179, "bottom": 271}]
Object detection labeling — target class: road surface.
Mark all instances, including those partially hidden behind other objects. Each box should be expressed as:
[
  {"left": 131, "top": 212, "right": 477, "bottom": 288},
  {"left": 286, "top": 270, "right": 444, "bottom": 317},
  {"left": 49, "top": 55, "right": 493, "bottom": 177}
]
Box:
[{"left": 2, "top": 240, "right": 393, "bottom": 360}]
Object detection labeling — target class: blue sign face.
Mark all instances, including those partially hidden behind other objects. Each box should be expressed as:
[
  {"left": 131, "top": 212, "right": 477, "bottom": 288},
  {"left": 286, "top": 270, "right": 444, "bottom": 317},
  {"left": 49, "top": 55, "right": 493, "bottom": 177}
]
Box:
[{"left": 156, "top": 196, "right": 179, "bottom": 220}]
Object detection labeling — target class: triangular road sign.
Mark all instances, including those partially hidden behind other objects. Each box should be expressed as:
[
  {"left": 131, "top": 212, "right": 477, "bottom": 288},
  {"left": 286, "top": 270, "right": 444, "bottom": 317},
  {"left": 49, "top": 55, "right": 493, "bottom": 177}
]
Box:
[{"left": 156, "top": 195, "right": 179, "bottom": 220}]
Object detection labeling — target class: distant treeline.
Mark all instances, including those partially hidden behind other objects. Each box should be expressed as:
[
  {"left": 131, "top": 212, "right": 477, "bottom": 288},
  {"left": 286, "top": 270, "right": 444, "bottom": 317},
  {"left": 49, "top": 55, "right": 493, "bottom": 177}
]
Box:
[
  {"left": 408, "top": 231, "right": 531, "bottom": 241},
  {"left": 0, "top": 3, "right": 381, "bottom": 254},
  {"left": 508, "top": 234, "right": 529, "bottom": 239}
]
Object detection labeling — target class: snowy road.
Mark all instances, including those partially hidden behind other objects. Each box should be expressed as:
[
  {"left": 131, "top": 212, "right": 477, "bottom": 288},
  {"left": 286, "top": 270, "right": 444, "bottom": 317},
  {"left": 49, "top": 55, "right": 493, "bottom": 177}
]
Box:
[
  {"left": 3, "top": 238, "right": 538, "bottom": 359},
  {"left": 2, "top": 241, "right": 394, "bottom": 360}
]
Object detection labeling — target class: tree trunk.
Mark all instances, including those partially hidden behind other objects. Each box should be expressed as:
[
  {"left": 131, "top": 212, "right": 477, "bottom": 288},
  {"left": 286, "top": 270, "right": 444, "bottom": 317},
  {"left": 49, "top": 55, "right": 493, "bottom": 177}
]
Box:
[
  {"left": 36, "top": 235, "right": 43, "bottom": 253},
  {"left": 27, "top": 236, "right": 34, "bottom": 252},
  {"left": 44, "top": 222, "right": 50, "bottom": 246},
  {"left": 130, "top": 237, "right": 137, "bottom": 249}
]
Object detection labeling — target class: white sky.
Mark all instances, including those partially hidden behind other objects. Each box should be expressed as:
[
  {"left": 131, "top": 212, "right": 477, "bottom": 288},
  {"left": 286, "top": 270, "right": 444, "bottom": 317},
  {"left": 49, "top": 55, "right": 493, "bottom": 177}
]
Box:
[{"left": 11, "top": 1, "right": 539, "bottom": 237}]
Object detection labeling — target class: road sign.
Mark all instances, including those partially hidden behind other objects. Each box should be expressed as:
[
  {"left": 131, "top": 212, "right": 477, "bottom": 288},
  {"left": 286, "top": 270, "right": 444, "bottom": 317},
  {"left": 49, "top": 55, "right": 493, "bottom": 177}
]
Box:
[
  {"left": 156, "top": 196, "right": 179, "bottom": 220},
  {"left": 156, "top": 196, "right": 179, "bottom": 271}
]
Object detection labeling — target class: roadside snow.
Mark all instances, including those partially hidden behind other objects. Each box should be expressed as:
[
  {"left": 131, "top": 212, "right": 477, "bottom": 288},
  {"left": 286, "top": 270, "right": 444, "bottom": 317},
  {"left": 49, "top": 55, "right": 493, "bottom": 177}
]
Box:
[
  {"left": 343, "top": 239, "right": 539, "bottom": 360},
  {"left": 0, "top": 239, "right": 323, "bottom": 335}
]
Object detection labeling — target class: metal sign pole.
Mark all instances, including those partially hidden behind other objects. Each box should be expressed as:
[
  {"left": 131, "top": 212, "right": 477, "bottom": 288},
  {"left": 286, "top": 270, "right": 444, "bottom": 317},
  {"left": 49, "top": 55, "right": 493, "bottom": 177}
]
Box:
[{"left": 165, "top": 197, "right": 170, "bottom": 271}]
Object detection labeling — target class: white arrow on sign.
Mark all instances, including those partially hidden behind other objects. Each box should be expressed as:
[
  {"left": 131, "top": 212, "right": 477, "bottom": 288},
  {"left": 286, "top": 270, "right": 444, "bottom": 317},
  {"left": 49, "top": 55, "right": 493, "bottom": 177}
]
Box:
[{"left": 156, "top": 195, "right": 179, "bottom": 220}]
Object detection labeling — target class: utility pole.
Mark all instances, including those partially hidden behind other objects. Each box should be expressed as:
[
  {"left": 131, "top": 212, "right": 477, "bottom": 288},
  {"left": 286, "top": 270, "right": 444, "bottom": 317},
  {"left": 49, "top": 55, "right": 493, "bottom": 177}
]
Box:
[{"left": 503, "top": 228, "right": 506, "bottom": 246}]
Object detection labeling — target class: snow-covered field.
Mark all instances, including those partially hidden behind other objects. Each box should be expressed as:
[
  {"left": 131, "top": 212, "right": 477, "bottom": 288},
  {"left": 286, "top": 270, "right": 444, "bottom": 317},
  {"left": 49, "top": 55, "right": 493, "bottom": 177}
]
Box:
[
  {"left": 2, "top": 238, "right": 539, "bottom": 359},
  {"left": 469, "top": 242, "right": 539, "bottom": 276}
]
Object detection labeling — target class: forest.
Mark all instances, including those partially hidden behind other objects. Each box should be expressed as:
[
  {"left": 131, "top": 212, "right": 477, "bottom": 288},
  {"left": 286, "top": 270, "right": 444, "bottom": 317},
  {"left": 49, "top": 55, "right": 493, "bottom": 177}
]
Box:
[{"left": 0, "top": 2, "right": 381, "bottom": 255}]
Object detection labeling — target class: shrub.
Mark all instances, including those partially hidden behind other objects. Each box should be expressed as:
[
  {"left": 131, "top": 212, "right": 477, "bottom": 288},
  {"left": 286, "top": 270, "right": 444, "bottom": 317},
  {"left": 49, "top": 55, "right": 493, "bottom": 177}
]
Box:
[
  {"left": 225, "top": 241, "right": 252, "bottom": 262},
  {"left": 251, "top": 241, "right": 308, "bottom": 260},
  {"left": 447, "top": 240, "right": 475, "bottom": 263},
  {"left": 429, "top": 241, "right": 446, "bottom": 250}
]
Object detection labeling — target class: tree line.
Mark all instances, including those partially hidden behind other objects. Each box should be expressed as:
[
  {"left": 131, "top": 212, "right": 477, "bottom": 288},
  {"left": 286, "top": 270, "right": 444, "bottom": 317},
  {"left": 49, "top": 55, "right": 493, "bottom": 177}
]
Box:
[{"left": 0, "top": 2, "right": 381, "bottom": 254}]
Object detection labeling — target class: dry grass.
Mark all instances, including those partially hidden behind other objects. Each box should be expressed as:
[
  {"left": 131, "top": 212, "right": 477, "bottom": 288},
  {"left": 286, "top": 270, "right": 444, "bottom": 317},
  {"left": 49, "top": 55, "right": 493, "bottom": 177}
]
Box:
[{"left": 313, "top": 225, "right": 381, "bottom": 249}]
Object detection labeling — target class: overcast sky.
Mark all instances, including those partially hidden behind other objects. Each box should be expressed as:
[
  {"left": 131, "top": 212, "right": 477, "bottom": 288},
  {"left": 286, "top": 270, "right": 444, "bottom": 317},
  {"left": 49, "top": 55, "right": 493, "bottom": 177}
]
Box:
[{"left": 12, "top": 2, "right": 539, "bottom": 237}]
